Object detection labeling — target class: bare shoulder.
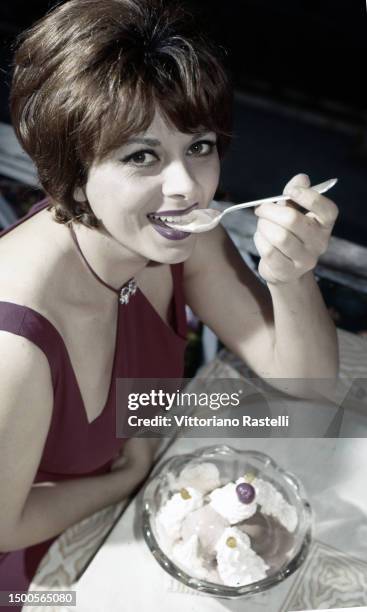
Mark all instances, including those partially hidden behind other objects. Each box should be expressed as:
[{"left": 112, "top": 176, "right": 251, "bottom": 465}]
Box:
[
  {"left": 0, "top": 207, "right": 50, "bottom": 256},
  {"left": 0, "top": 209, "right": 70, "bottom": 308},
  {"left": 0, "top": 331, "right": 53, "bottom": 544},
  {"left": 0, "top": 330, "right": 53, "bottom": 421},
  {"left": 0, "top": 327, "right": 52, "bottom": 366}
]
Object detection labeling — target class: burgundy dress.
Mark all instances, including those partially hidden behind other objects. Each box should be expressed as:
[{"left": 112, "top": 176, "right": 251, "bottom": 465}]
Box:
[{"left": 0, "top": 201, "right": 187, "bottom": 607}]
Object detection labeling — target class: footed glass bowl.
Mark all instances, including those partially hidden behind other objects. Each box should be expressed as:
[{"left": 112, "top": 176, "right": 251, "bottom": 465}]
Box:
[{"left": 142, "top": 444, "right": 312, "bottom": 599}]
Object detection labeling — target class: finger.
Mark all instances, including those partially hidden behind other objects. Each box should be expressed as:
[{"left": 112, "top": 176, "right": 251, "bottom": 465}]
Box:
[
  {"left": 283, "top": 173, "right": 311, "bottom": 194},
  {"left": 258, "top": 259, "right": 279, "bottom": 284},
  {"left": 284, "top": 186, "right": 339, "bottom": 228},
  {"left": 255, "top": 203, "right": 330, "bottom": 254},
  {"left": 253, "top": 230, "right": 296, "bottom": 280},
  {"left": 255, "top": 203, "right": 309, "bottom": 242},
  {"left": 257, "top": 219, "right": 316, "bottom": 268}
]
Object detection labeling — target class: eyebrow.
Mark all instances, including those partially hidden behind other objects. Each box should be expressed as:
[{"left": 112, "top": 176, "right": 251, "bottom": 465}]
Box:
[
  {"left": 126, "top": 137, "right": 161, "bottom": 146},
  {"left": 125, "top": 132, "right": 214, "bottom": 147}
]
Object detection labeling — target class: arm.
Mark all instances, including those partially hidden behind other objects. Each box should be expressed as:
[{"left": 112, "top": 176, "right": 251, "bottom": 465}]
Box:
[
  {"left": 184, "top": 174, "right": 339, "bottom": 390},
  {"left": 0, "top": 333, "right": 154, "bottom": 551},
  {"left": 252, "top": 173, "right": 339, "bottom": 382},
  {"left": 265, "top": 271, "right": 338, "bottom": 379},
  {"left": 10, "top": 461, "right": 150, "bottom": 551}
]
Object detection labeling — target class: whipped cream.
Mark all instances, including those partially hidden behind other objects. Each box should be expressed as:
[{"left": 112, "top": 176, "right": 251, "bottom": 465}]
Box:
[
  {"left": 156, "top": 486, "right": 203, "bottom": 540},
  {"left": 171, "top": 534, "right": 210, "bottom": 579},
  {"left": 178, "top": 462, "right": 221, "bottom": 494},
  {"left": 240, "top": 477, "right": 298, "bottom": 532},
  {"left": 215, "top": 527, "right": 269, "bottom": 587},
  {"left": 209, "top": 482, "right": 257, "bottom": 524}
]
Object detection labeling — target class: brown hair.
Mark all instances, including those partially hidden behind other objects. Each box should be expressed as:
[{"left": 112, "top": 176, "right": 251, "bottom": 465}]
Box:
[{"left": 10, "top": 0, "right": 233, "bottom": 227}]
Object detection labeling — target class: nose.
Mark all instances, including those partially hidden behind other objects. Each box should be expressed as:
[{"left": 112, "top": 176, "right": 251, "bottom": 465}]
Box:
[{"left": 161, "top": 161, "right": 198, "bottom": 201}]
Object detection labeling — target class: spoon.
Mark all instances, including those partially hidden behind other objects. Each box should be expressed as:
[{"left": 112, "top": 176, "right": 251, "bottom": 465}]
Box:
[{"left": 165, "top": 178, "right": 338, "bottom": 234}]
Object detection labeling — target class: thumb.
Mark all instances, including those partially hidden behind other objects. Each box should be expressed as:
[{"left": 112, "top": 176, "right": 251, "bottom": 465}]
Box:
[{"left": 283, "top": 173, "right": 310, "bottom": 195}]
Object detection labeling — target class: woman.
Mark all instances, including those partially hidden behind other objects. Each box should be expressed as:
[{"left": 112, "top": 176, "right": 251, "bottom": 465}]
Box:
[{"left": 0, "top": 0, "right": 339, "bottom": 601}]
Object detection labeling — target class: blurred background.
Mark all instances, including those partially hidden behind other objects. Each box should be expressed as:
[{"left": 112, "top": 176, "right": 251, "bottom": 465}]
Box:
[{"left": 0, "top": 1, "right": 366, "bottom": 370}]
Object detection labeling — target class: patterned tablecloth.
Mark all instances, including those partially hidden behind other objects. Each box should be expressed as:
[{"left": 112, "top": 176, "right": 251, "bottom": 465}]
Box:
[{"left": 25, "top": 328, "right": 367, "bottom": 612}]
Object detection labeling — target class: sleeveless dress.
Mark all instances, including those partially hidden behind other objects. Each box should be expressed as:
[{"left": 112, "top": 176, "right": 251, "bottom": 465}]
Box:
[{"left": 0, "top": 201, "right": 187, "bottom": 608}]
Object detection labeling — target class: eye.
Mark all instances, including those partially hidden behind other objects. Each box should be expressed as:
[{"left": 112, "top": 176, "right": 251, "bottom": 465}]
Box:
[
  {"left": 121, "top": 149, "right": 159, "bottom": 166},
  {"left": 188, "top": 140, "right": 217, "bottom": 157}
]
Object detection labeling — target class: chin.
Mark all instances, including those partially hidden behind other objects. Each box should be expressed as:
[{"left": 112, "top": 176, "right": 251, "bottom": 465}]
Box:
[{"left": 149, "top": 241, "right": 195, "bottom": 265}]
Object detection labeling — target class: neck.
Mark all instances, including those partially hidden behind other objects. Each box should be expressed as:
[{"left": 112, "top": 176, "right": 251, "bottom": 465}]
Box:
[{"left": 70, "top": 222, "right": 148, "bottom": 290}]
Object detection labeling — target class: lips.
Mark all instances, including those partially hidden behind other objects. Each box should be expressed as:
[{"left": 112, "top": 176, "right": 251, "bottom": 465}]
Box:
[
  {"left": 148, "top": 216, "right": 192, "bottom": 241},
  {"left": 147, "top": 203, "right": 198, "bottom": 241}
]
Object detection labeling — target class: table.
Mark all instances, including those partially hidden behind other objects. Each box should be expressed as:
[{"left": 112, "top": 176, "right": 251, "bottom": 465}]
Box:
[{"left": 26, "top": 329, "right": 367, "bottom": 612}]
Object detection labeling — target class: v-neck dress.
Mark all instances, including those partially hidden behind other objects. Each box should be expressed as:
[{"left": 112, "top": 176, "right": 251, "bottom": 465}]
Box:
[{"left": 0, "top": 201, "right": 187, "bottom": 604}]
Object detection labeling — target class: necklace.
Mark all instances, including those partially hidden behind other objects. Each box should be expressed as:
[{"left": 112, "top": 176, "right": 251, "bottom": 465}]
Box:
[
  {"left": 69, "top": 224, "right": 138, "bottom": 306},
  {"left": 119, "top": 278, "right": 138, "bottom": 305}
]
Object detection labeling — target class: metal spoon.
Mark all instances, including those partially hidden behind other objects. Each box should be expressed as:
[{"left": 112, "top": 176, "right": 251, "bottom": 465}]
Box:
[{"left": 165, "top": 178, "right": 338, "bottom": 234}]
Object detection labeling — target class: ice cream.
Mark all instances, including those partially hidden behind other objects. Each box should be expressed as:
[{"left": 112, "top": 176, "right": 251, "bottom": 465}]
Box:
[
  {"left": 181, "top": 504, "right": 229, "bottom": 555},
  {"left": 177, "top": 462, "right": 221, "bottom": 494},
  {"left": 154, "top": 463, "right": 299, "bottom": 588}
]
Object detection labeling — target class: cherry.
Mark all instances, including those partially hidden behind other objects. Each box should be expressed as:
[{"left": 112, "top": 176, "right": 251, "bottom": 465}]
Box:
[{"left": 236, "top": 482, "right": 255, "bottom": 504}]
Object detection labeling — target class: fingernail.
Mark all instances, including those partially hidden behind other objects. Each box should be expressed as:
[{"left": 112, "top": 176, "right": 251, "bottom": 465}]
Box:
[{"left": 298, "top": 173, "right": 309, "bottom": 183}]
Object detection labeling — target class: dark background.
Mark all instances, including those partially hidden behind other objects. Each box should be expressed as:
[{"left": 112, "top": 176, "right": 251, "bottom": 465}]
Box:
[{"left": 0, "top": 0, "right": 366, "bottom": 245}]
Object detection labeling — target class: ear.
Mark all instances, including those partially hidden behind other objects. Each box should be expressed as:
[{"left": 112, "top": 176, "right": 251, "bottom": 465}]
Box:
[{"left": 73, "top": 186, "right": 87, "bottom": 202}]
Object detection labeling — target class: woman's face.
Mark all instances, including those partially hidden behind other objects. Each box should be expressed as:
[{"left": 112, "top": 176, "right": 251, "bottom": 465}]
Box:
[{"left": 82, "top": 111, "right": 220, "bottom": 264}]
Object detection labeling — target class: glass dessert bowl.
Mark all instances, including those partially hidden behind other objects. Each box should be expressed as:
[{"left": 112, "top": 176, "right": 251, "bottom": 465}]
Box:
[{"left": 142, "top": 445, "right": 312, "bottom": 599}]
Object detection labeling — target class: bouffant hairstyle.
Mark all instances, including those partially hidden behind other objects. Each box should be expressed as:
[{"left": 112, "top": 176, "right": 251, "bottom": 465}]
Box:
[{"left": 10, "top": 0, "right": 233, "bottom": 228}]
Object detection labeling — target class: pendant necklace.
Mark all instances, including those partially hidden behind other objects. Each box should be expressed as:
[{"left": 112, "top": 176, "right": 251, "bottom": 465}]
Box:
[{"left": 69, "top": 224, "right": 137, "bottom": 305}]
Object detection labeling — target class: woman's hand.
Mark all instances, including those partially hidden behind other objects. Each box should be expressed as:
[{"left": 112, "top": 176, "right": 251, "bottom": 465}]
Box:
[
  {"left": 253, "top": 173, "right": 339, "bottom": 285},
  {"left": 110, "top": 437, "right": 161, "bottom": 483}
]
